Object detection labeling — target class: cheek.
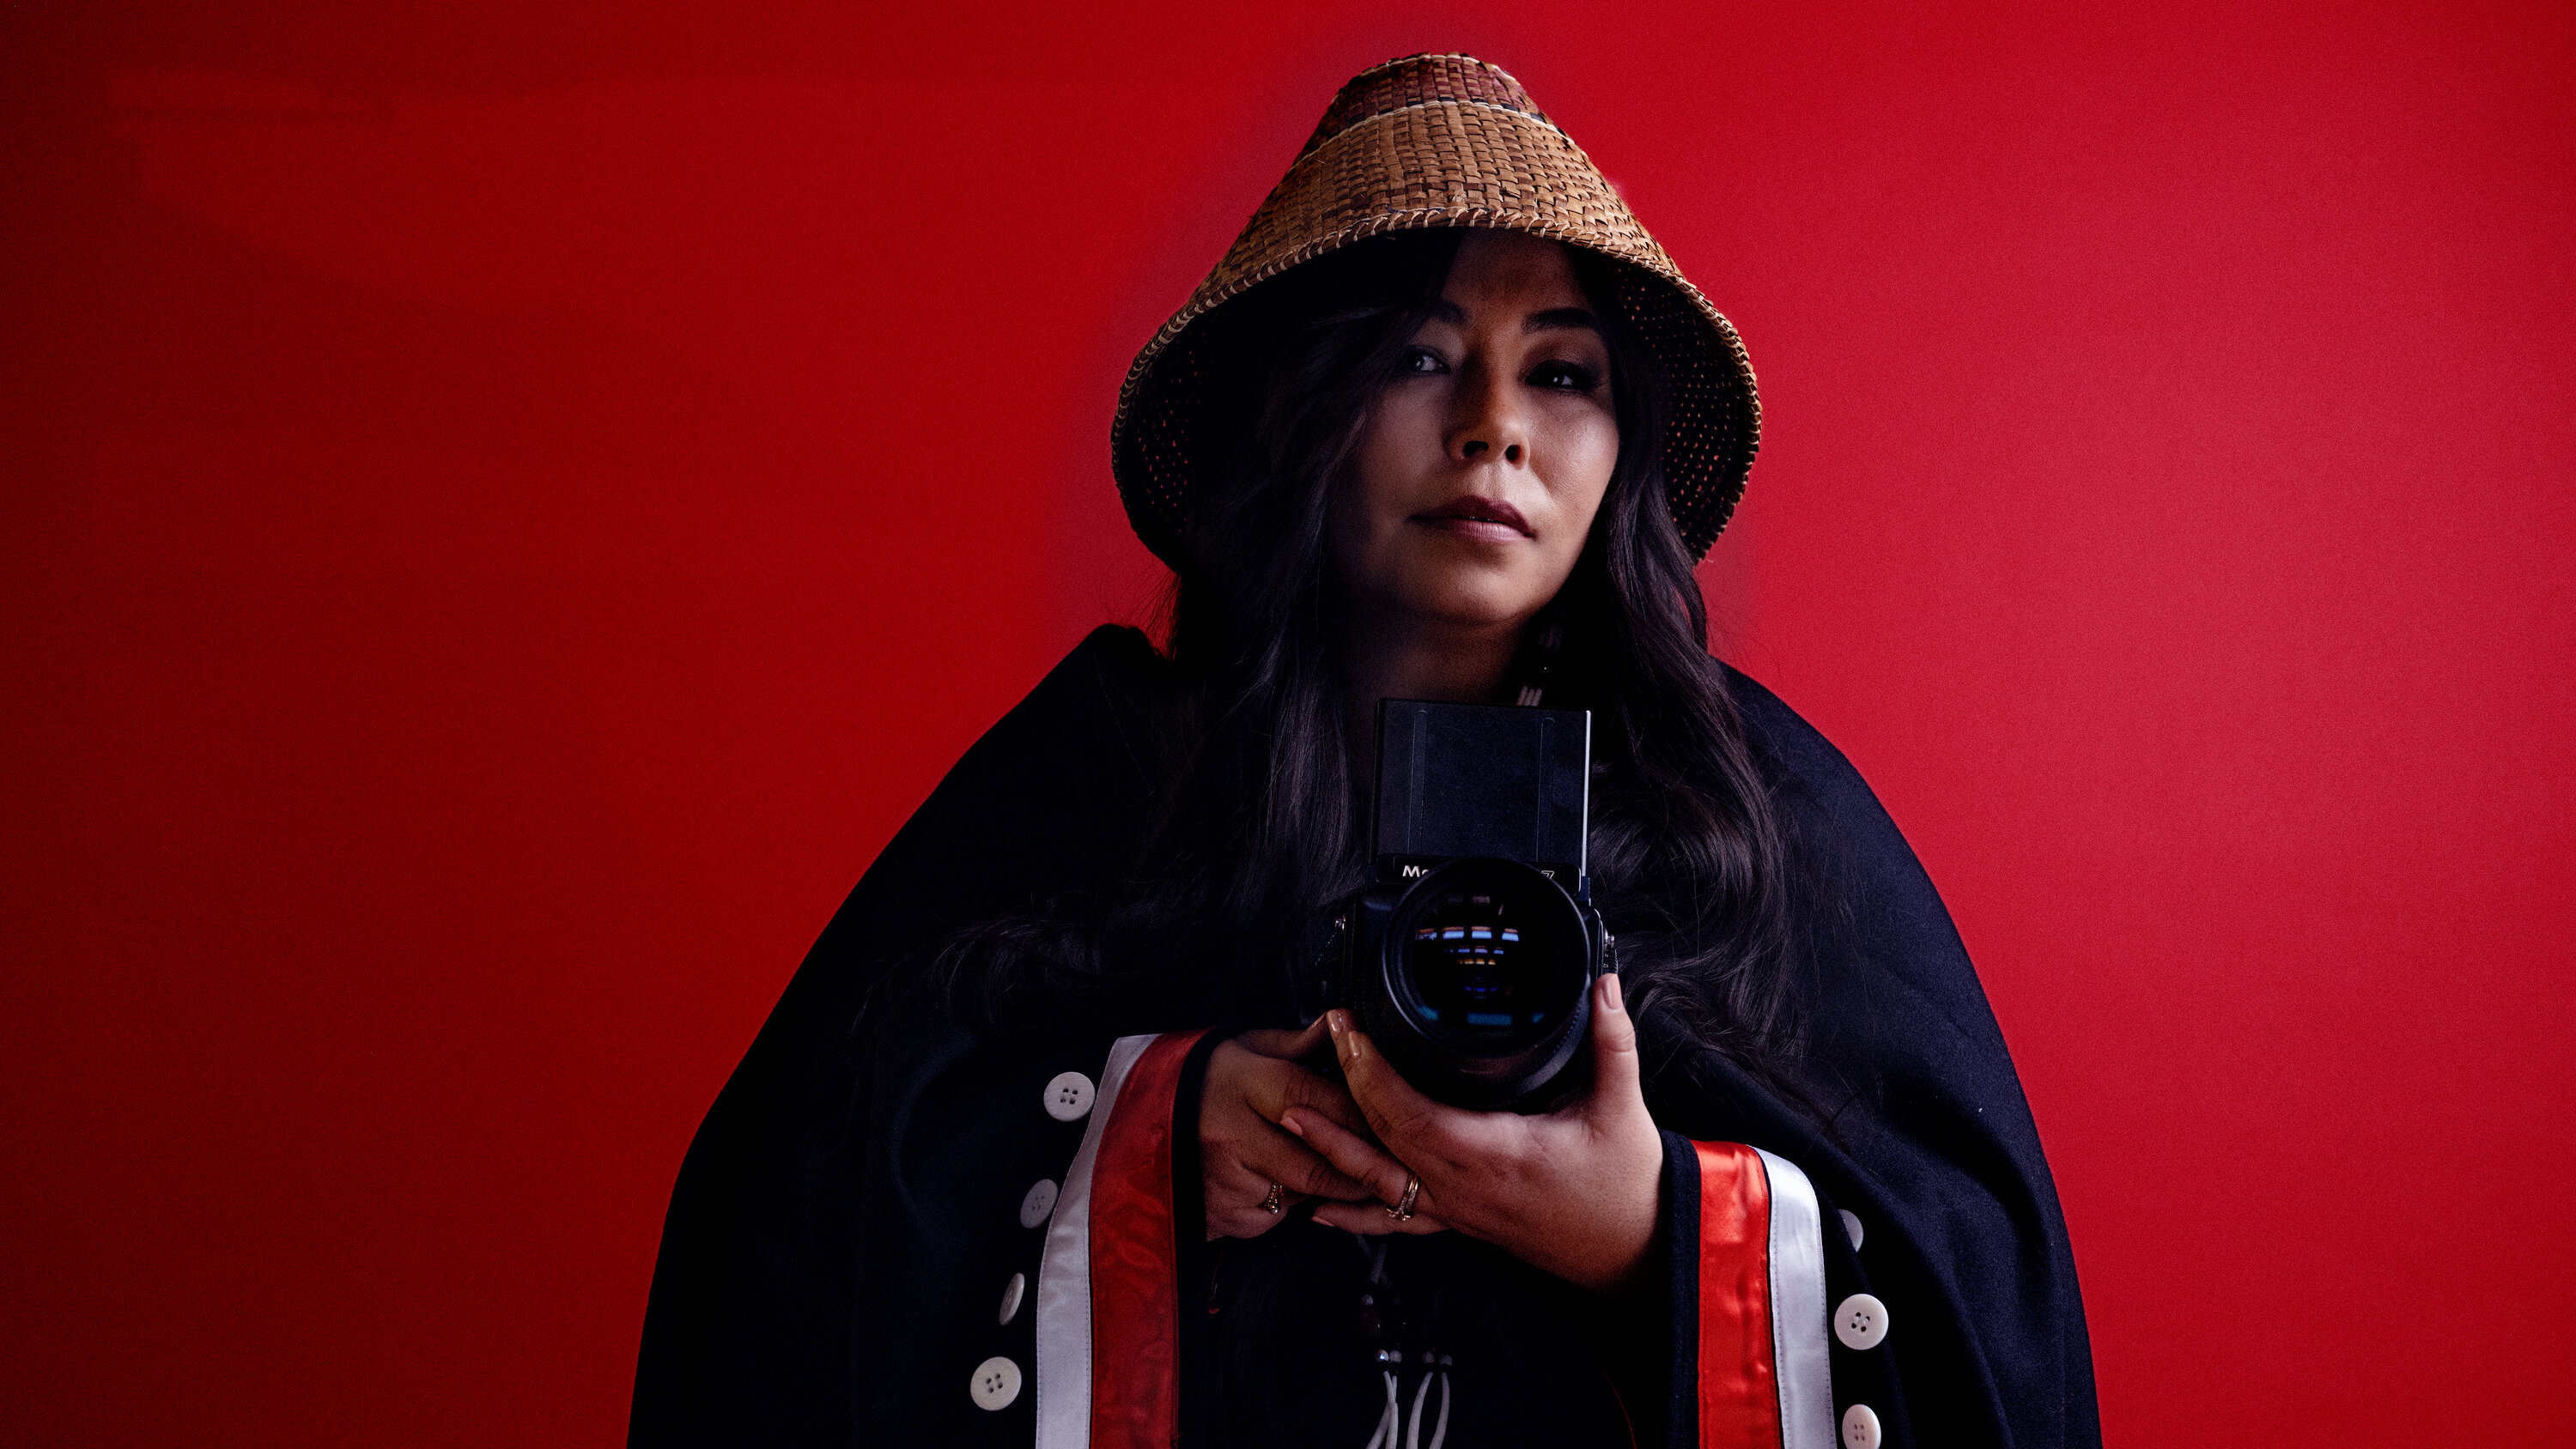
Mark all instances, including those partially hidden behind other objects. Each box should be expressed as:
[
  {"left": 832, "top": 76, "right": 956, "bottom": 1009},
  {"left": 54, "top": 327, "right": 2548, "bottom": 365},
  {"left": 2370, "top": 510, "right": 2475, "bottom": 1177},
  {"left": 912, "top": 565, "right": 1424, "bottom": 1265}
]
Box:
[
  {"left": 1326, "top": 433, "right": 1392, "bottom": 590},
  {"left": 1341, "top": 395, "right": 1437, "bottom": 546},
  {"left": 1543, "top": 415, "right": 1622, "bottom": 557},
  {"left": 1324, "top": 472, "right": 1373, "bottom": 592}
]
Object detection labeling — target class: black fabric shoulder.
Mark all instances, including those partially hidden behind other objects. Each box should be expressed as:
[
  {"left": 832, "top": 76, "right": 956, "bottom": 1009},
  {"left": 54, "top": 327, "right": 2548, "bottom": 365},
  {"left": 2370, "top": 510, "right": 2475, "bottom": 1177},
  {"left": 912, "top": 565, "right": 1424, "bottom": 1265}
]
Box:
[
  {"left": 818, "top": 622, "right": 1176, "bottom": 1013},
  {"left": 1718, "top": 665, "right": 2014, "bottom": 1063},
  {"left": 629, "top": 624, "right": 1177, "bottom": 1447},
  {"left": 1678, "top": 662, "right": 2102, "bottom": 1449}
]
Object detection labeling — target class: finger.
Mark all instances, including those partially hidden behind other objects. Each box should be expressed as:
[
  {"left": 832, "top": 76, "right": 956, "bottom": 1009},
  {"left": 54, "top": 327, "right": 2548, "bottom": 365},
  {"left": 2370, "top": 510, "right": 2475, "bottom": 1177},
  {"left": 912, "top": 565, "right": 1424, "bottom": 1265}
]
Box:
[
  {"left": 1279, "top": 1106, "right": 1414, "bottom": 1208},
  {"left": 1309, "top": 1197, "right": 1451, "bottom": 1235},
  {"left": 1205, "top": 1161, "right": 1297, "bottom": 1240},
  {"left": 1324, "top": 1010, "right": 1446, "bottom": 1154},
  {"left": 1235, "top": 1016, "right": 1335, "bottom": 1064},
  {"left": 1206, "top": 1049, "right": 1363, "bottom": 1155},
  {"left": 1260, "top": 1061, "right": 1372, "bottom": 1137},
  {"left": 1236, "top": 1131, "right": 1375, "bottom": 1202},
  {"left": 1282, "top": 1014, "right": 1335, "bottom": 1061},
  {"left": 1583, "top": 971, "right": 1644, "bottom": 1113}
]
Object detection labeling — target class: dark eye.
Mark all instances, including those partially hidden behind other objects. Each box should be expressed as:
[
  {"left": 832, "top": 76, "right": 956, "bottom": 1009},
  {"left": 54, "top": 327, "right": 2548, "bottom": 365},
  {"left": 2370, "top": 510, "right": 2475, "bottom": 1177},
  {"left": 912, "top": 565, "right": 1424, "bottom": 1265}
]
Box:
[
  {"left": 1398, "top": 346, "right": 1449, "bottom": 376},
  {"left": 1527, "top": 360, "right": 1600, "bottom": 391}
]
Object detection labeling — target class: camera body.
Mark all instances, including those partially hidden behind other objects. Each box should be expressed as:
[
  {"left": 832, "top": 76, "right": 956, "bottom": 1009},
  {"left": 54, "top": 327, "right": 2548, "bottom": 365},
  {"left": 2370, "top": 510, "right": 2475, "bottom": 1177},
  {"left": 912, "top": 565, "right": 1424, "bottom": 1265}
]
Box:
[{"left": 1335, "top": 699, "right": 1610, "bottom": 1112}]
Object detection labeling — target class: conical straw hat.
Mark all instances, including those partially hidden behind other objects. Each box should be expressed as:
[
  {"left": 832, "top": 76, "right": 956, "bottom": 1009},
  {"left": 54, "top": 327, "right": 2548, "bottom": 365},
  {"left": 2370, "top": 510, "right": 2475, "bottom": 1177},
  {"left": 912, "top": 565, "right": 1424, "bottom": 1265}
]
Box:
[{"left": 1110, "top": 52, "right": 1760, "bottom": 568}]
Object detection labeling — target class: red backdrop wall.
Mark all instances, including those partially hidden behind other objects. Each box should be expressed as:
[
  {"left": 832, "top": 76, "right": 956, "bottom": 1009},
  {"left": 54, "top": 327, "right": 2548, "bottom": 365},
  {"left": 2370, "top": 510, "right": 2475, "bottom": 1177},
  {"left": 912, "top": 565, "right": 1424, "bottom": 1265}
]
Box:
[{"left": 5, "top": 3, "right": 2570, "bottom": 1443}]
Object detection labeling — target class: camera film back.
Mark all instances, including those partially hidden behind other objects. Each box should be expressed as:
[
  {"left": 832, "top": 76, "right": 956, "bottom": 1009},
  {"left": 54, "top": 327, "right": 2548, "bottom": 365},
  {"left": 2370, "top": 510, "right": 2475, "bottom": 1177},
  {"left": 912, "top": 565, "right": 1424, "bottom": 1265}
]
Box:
[{"left": 1371, "top": 700, "right": 1590, "bottom": 884}]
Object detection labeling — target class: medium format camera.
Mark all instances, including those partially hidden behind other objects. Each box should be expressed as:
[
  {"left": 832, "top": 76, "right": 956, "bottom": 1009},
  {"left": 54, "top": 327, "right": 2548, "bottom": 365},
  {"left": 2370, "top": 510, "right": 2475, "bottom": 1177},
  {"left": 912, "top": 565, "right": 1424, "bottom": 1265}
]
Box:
[{"left": 1333, "top": 699, "right": 1611, "bottom": 1112}]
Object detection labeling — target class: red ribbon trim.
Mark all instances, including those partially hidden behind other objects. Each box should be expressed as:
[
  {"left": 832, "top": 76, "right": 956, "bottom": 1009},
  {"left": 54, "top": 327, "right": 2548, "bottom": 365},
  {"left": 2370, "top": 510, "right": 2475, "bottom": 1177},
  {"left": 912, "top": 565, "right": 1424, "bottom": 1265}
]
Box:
[
  {"left": 1086, "top": 1029, "right": 1207, "bottom": 1448},
  {"left": 1693, "top": 1140, "right": 1784, "bottom": 1449}
]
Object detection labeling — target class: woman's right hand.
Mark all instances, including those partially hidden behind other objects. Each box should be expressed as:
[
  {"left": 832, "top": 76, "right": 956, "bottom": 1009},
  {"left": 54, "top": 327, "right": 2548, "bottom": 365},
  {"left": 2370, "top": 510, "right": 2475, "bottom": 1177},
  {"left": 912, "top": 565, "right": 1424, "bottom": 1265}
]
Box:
[{"left": 1199, "top": 1017, "right": 1382, "bottom": 1240}]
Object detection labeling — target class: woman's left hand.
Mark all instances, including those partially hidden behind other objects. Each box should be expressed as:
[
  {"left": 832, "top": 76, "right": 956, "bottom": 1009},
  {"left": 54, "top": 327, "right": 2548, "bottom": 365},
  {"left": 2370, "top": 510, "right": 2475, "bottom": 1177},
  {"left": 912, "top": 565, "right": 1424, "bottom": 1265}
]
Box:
[{"left": 1281, "top": 972, "right": 1665, "bottom": 1297}]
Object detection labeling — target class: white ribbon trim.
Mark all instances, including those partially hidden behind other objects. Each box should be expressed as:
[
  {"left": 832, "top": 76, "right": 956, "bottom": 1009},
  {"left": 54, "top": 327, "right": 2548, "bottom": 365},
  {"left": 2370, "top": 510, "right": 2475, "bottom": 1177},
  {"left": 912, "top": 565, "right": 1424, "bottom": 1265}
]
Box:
[
  {"left": 1756, "top": 1148, "right": 1834, "bottom": 1449},
  {"left": 1032, "top": 1034, "right": 1157, "bottom": 1449}
]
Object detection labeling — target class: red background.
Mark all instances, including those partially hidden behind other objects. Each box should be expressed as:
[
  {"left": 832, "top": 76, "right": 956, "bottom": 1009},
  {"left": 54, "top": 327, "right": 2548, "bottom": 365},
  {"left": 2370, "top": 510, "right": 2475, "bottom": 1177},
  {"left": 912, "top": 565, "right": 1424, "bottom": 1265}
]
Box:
[{"left": 6, "top": 2, "right": 2571, "bottom": 1443}]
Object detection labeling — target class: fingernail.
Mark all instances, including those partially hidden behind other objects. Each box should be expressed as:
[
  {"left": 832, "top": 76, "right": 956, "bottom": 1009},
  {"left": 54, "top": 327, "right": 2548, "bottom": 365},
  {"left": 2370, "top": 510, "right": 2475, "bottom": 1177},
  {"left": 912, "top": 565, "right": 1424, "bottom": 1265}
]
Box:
[
  {"left": 1280, "top": 1113, "right": 1307, "bottom": 1138},
  {"left": 1341, "top": 1030, "right": 1364, "bottom": 1064},
  {"left": 1602, "top": 973, "right": 1624, "bottom": 1012},
  {"left": 1325, "top": 1010, "right": 1348, "bottom": 1035}
]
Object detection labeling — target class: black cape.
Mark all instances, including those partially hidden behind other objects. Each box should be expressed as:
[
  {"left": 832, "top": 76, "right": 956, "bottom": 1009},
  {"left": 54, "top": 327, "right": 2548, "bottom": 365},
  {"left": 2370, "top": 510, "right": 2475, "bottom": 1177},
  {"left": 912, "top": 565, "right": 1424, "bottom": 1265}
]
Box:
[{"left": 630, "top": 626, "right": 2100, "bottom": 1447}]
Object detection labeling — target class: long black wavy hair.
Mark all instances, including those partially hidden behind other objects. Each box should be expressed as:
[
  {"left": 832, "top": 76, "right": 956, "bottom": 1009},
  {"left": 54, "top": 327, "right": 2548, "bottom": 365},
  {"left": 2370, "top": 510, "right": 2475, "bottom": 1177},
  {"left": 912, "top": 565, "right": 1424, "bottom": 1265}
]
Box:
[{"left": 943, "top": 229, "right": 1800, "bottom": 1067}]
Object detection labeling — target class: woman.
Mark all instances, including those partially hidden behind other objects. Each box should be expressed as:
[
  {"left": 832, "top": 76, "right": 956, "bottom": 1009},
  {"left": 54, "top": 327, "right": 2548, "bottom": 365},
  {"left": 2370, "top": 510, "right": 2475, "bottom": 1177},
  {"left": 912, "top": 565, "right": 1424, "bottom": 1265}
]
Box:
[{"left": 633, "top": 54, "right": 2099, "bottom": 1449}]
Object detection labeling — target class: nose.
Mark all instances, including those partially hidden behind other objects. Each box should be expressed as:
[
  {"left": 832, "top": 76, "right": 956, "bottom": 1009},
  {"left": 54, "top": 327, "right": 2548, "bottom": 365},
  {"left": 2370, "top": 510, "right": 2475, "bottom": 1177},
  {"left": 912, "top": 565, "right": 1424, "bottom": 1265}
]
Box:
[{"left": 1449, "top": 362, "right": 1528, "bottom": 467}]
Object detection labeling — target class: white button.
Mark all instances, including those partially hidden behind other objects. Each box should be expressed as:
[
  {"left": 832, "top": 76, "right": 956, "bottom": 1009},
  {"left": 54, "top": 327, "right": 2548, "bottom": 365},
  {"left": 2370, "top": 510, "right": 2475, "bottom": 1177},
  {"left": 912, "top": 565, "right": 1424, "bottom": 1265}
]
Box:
[
  {"left": 1841, "top": 1402, "right": 1882, "bottom": 1449},
  {"left": 1839, "top": 1209, "right": 1864, "bottom": 1252},
  {"left": 1043, "top": 1071, "right": 1096, "bottom": 1121},
  {"left": 969, "top": 1355, "right": 1023, "bottom": 1411},
  {"left": 998, "top": 1271, "right": 1026, "bottom": 1325},
  {"left": 1834, "top": 1293, "right": 1889, "bottom": 1350},
  {"left": 1018, "top": 1179, "right": 1059, "bottom": 1229}
]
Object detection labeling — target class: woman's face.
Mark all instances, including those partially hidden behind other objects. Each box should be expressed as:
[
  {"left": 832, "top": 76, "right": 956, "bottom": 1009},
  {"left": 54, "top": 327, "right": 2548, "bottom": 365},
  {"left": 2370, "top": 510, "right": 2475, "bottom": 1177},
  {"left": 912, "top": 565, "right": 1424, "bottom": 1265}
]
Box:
[{"left": 1331, "top": 231, "right": 1620, "bottom": 640}]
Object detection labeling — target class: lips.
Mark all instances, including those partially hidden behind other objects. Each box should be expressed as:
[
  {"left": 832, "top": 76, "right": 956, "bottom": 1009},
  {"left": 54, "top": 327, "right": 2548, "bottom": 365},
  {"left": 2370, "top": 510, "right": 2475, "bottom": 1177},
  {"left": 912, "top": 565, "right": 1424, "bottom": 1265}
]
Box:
[{"left": 1413, "top": 494, "right": 1534, "bottom": 537}]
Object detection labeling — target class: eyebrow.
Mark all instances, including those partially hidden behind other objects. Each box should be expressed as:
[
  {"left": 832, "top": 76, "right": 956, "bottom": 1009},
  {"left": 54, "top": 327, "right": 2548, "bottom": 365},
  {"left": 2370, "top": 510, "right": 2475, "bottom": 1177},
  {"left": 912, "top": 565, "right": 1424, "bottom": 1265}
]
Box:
[
  {"left": 1425, "top": 300, "right": 1605, "bottom": 336},
  {"left": 1523, "top": 306, "right": 1602, "bottom": 336}
]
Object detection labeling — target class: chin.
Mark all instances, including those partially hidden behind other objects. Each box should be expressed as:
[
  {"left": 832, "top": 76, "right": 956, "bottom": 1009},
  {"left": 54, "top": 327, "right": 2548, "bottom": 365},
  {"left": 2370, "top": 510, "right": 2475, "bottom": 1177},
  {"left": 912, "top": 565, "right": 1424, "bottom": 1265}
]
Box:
[{"left": 1397, "top": 579, "right": 1546, "bottom": 634}]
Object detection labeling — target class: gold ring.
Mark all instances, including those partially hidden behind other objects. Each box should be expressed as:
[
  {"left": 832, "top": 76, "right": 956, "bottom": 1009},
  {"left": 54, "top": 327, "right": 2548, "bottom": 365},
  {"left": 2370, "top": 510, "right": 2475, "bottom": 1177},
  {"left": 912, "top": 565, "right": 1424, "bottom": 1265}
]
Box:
[
  {"left": 1386, "top": 1174, "right": 1421, "bottom": 1222},
  {"left": 1260, "top": 1183, "right": 1285, "bottom": 1215}
]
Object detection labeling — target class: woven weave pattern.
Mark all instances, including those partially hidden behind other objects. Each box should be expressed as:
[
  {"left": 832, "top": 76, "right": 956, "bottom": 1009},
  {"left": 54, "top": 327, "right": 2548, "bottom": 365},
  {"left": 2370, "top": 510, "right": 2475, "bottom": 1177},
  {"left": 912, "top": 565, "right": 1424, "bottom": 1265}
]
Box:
[
  {"left": 1296, "top": 52, "right": 1549, "bottom": 157},
  {"left": 1111, "top": 53, "right": 1759, "bottom": 568}
]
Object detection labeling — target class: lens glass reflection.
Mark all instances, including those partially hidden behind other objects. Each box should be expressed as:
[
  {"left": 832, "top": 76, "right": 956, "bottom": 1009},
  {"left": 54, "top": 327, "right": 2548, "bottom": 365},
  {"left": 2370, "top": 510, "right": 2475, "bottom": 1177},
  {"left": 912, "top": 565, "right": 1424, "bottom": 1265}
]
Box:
[{"left": 1403, "top": 881, "right": 1556, "bottom": 1034}]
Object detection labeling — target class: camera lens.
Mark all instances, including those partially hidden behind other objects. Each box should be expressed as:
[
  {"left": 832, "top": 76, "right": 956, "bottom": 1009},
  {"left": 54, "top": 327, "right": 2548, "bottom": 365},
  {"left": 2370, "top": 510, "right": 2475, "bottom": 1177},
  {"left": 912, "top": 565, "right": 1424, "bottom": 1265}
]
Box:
[
  {"left": 1353, "top": 857, "right": 1597, "bottom": 1110},
  {"left": 1403, "top": 886, "right": 1553, "bottom": 1040}
]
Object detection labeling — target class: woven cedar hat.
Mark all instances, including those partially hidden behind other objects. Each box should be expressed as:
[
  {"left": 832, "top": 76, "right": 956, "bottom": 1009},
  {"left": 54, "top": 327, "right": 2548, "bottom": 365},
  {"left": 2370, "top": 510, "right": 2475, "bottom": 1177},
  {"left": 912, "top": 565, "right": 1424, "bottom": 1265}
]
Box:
[{"left": 1110, "top": 52, "right": 1760, "bottom": 568}]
